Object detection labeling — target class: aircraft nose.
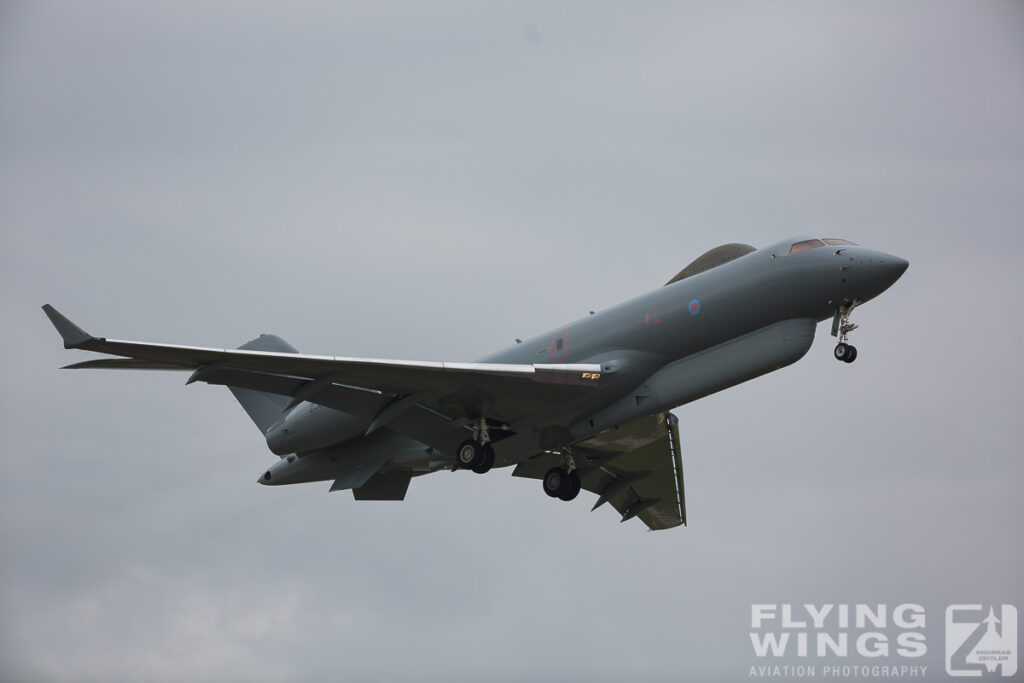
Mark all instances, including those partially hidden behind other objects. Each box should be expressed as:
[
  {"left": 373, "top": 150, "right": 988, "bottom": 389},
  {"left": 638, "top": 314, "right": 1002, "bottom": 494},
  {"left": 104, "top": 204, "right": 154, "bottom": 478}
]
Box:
[
  {"left": 855, "top": 251, "right": 908, "bottom": 298},
  {"left": 882, "top": 255, "right": 909, "bottom": 285},
  {"left": 258, "top": 469, "right": 273, "bottom": 485}
]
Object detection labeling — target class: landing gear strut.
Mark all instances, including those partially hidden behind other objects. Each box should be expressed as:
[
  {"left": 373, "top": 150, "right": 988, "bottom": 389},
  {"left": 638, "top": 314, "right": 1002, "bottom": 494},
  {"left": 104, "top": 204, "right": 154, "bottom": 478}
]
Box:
[
  {"left": 455, "top": 418, "right": 497, "bottom": 473},
  {"left": 831, "top": 302, "right": 859, "bottom": 364},
  {"left": 541, "top": 450, "right": 582, "bottom": 501}
]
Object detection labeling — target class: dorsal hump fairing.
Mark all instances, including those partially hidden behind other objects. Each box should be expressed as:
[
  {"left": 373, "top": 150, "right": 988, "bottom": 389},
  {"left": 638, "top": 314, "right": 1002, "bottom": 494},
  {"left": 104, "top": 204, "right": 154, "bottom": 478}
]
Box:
[{"left": 665, "top": 243, "right": 756, "bottom": 286}]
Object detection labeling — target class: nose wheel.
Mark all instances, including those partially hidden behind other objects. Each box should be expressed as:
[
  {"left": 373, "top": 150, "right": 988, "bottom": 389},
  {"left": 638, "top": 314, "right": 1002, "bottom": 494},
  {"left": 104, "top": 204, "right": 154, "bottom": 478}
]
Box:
[
  {"left": 831, "top": 302, "right": 860, "bottom": 363},
  {"left": 833, "top": 342, "right": 857, "bottom": 363}
]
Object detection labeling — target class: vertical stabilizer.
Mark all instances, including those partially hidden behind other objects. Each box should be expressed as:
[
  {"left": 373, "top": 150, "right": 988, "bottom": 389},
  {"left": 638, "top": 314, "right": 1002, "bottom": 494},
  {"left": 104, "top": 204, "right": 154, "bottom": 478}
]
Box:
[{"left": 229, "top": 334, "right": 298, "bottom": 434}]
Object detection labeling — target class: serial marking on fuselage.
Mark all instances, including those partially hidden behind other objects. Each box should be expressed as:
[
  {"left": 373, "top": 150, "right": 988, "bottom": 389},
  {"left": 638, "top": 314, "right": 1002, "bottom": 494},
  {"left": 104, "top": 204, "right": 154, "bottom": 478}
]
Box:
[{"left": 551, "top": 330, "right": 569, "bottom": 363}]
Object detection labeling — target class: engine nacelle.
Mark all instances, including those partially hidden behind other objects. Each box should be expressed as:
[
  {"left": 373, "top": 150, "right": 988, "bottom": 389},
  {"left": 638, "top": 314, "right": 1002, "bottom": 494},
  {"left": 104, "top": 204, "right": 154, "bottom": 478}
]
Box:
[{"left": 265, "top": 402, "right": 369, "bottom": 455}]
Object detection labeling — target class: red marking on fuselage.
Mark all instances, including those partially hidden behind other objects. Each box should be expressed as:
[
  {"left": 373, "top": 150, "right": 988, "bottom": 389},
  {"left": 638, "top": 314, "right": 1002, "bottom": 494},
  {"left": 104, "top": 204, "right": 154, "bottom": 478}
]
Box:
[{"left": 551, "top": 330, "right": 569, "bottom": 363}]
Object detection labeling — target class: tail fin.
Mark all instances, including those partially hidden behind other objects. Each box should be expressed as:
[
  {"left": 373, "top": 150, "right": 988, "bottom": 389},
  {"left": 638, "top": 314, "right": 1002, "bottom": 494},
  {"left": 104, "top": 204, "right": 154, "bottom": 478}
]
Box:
[{"left": 229, "top": 334, "right": 298, "bottom": 434}]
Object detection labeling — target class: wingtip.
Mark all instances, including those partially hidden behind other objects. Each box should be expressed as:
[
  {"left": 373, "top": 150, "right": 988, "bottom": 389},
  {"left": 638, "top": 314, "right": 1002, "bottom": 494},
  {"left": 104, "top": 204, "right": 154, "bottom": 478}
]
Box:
[{"left": 42, "top": 304, "right": 94, "bottom": 348}]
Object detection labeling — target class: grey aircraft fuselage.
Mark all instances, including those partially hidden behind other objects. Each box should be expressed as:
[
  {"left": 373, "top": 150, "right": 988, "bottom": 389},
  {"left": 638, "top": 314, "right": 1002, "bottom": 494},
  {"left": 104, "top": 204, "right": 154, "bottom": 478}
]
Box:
[{"left": 262, "top": 237, "right": 908, "bottom": 486}]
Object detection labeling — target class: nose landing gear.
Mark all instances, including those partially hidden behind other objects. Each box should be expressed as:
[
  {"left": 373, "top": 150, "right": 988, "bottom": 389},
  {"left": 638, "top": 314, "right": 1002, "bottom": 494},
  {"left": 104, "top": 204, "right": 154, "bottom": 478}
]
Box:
[
  {"left": 831, "top": 302, "right": 859, "bottom": 363},
  {"left": 833, "top": 342, "right": 857, "bottom": 363}
]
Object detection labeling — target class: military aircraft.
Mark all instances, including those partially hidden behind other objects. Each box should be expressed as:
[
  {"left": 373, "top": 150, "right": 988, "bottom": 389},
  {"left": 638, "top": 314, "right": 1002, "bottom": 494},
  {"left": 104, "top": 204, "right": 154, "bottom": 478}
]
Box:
[{"left": 43, "top": 237, "right": 907, "bottom": 530}]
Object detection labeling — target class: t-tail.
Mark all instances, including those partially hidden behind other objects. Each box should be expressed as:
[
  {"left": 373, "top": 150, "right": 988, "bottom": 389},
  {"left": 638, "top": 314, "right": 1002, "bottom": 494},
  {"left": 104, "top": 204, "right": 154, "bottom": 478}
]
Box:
[{"left": 229, "top": 334, "right": 299, "bottom": 434}]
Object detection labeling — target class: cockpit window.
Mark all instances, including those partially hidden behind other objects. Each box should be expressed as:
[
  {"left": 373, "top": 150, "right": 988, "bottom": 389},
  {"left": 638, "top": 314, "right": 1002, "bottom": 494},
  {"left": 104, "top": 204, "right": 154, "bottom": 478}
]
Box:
[
  {"left": 789, "top": 239, "right": 826, "bottom": 254},
  {"left": 790, "top": 238, "right": 859, "bottom": 254}
]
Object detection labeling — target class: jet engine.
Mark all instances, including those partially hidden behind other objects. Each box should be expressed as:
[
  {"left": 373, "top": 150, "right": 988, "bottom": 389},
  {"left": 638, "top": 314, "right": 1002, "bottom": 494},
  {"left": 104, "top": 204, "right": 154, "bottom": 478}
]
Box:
[{"left": 265, "top": 402, "right": 369, "bottom": 455}]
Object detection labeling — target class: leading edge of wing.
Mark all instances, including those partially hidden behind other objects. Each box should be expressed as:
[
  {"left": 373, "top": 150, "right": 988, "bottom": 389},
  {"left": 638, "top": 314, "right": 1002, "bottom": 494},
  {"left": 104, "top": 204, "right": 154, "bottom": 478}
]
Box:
[{"left": 42, "top": 304, "right": 604, "bottom": 387}]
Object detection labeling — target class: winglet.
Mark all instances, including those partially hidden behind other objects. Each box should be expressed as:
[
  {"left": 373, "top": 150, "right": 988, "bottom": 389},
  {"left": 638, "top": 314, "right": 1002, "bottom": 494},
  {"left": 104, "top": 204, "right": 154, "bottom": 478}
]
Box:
[{"left": 41, "top": 304, "right": 95, "bottom": 348}]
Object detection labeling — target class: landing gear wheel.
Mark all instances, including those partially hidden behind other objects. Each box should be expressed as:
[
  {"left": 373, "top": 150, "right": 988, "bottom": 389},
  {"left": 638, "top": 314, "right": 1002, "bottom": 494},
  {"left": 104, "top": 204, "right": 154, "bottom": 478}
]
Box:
[
  {"left": 543, "top": 467, "right": 581, "bottom": 500},
  {"left": 472, "top": 444, "right": 495, "bottom": 474},
  {"left": 543, "top": 467, "right": 566, "bottom": 498},
  {"left": 456, "top": 439, "right": 484, "bottom": 470},
  {"left": 558, "top": 470, "right": 581, "bottom": 502},
  {"left": 832, "top": 303, "right": 864, "bottom": 363}
]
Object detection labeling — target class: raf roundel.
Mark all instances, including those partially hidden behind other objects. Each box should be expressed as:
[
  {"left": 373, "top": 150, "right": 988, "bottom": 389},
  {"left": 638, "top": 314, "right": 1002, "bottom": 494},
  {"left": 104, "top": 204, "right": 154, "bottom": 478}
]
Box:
[{"left": 688, "top": 299, "right": 701, "bottom": 315}]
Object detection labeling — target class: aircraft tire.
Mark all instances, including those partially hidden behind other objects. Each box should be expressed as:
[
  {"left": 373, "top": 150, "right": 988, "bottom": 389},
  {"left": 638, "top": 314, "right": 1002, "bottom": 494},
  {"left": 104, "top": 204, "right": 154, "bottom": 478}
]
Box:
[
  {"left": 543, "top": 467, "right": 566, "bottom": 497},
  {"left": 558, "top": 471, "right": 581, "bottom": 502},
  {"left": 844, "top": 346, "right": 858, "bottom": 363},
  {"left": 472, "top": 444, "right": 495, "bottom": 474},
  {"left": 833, "top": 343, "right": 850, "bottom": 361},
  {"left": 456, "top": 439, "right": 483, "bottom": 469}
]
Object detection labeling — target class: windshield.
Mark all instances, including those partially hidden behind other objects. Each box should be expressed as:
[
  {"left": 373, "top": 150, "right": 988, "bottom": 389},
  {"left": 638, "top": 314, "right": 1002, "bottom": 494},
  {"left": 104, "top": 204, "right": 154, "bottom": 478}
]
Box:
[
  {"left": 789, "top": 239, "right": 825, "bottom": 254},
  {"left": 790, "top": 238, "right": 858, "bottom": 254}
]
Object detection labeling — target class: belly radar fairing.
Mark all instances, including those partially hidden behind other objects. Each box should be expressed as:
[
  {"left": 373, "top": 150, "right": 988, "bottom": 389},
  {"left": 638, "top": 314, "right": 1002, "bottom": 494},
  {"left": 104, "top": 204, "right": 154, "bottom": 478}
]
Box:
[{"left": 43, "top": 237, "right": 908, "bottom": 530}]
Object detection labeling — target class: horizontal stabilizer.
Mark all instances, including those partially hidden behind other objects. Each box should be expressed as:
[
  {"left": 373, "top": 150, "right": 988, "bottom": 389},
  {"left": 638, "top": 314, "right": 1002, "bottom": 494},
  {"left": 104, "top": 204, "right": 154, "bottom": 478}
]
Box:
[
  {"left": 329, "top": 456, "right": 390, "bottom": 492},
  {"left": 353, "top": 472, "right": 411, "bottom": 500}
]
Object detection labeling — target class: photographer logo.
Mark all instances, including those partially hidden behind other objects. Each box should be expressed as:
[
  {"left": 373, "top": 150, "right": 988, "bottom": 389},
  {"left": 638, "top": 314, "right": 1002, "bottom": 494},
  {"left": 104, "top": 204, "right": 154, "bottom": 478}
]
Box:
[{"left": 946, "top": 605, "right": 1017, "bottom": 677}]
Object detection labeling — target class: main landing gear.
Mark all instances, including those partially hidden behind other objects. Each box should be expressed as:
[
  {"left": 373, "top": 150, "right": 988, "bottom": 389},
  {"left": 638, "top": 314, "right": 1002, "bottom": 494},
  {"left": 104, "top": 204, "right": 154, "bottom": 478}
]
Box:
[
  {"left": 831, "top": 302, "right": 859, "bottom": 364},
  {"left": 542, "top": 450, "right": 582, "bottom": 501},
  {"left": 455, "top": 418, "right": 496, "bottom": 474}
]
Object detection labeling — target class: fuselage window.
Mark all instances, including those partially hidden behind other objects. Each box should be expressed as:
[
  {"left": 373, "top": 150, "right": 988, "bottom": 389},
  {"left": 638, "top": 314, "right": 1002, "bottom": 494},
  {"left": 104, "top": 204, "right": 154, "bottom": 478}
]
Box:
[
  {"left": 789, "top": 239, "right": 826, "bottom": 254},
  {"left": 822, "top": 238, "right": 858, "bottom": 246}
]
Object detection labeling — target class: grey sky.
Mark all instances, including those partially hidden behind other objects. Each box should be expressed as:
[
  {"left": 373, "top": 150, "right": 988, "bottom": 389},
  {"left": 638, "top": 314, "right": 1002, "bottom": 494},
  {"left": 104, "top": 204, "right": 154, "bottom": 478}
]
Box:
[{"left": 2, "top": 2, "right": 1022, "bottom": 681}]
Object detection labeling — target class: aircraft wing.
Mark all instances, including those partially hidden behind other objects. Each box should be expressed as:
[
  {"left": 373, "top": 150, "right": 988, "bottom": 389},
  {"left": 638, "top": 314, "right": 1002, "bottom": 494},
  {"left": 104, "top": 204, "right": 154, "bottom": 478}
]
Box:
[
  {"left": 512, "top": 412, "right": 686, "bottom": 531},
  {"left": 42, "top": 305, "right": 603, "bottom": 453}
]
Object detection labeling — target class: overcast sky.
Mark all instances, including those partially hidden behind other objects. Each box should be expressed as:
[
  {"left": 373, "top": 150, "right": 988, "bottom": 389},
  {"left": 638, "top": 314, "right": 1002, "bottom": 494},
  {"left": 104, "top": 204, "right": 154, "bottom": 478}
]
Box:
[{"left": 2, "top": 2, "right": 1022, "bottom": 681}]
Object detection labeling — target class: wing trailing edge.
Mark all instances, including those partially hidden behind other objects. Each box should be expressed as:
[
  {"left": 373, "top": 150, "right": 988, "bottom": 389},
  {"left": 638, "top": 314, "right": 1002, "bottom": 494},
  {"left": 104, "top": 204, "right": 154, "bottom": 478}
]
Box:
[{"left": 513, "top": 412, "right": 686, "bottom": 531}]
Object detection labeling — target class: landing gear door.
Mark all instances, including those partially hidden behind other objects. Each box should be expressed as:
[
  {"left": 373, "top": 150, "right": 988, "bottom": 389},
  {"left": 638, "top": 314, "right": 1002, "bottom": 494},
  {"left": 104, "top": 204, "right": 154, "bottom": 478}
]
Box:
[{"left": 551, "top": 330, "right": 569, "bottom": 363}]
